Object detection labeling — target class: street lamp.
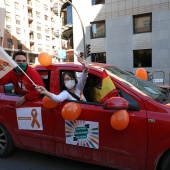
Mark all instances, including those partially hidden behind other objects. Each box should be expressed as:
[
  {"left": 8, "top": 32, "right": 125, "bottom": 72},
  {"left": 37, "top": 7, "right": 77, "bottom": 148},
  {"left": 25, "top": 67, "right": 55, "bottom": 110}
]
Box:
[{"left": 66, "top": 0, "right": 86, "bottom": 58}]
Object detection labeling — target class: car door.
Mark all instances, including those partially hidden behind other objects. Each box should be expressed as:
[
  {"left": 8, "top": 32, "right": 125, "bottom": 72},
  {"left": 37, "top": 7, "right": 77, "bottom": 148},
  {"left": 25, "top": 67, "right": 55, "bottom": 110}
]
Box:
[
  {"left": 54, "top": 70, "right": 147, "bottom": 169},
  {"left": 0, "top": 83, "right": 56, "bottom": 154}
]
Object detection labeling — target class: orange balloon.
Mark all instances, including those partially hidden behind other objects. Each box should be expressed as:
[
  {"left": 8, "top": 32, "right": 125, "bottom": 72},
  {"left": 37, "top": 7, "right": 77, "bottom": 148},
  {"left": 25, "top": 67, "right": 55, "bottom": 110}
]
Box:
[
  {"left": 135, "top": 68, "right": 147, "bottom": 80},
  {"left": 38, "top": 52, "right": 52, "bottom": 66},
  {"left": 42, "top": 96, "right": 58, "bottom": 108},
  {"left": 61, "top": 102, "right": 81, "bottom": 121},
  {"left": 110, "top": 110, "right": 129, "bottom": 130}
]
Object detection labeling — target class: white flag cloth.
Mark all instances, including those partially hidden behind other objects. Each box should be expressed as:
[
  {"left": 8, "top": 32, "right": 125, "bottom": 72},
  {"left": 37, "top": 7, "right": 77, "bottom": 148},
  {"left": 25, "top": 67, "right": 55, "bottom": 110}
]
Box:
[
  {"left": 0, "top": 7, "right": 5, "bottom": 38},
  {"left": 0, "top": 46, "right": 17, "bottom": 78}
]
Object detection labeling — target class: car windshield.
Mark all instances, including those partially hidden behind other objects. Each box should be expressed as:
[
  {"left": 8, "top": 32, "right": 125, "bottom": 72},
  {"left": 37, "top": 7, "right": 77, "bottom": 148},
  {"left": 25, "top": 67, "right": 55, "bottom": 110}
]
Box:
[{"left": 106, "top": 67, "right": 169, "bottom": 104}]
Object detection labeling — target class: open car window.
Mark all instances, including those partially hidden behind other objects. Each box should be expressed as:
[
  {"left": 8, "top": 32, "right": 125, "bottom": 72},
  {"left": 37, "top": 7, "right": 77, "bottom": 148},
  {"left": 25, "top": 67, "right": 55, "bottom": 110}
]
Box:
[
  {"left": 38, "top": 70, "right": 51, "bottom": 91},
  {"left": 4, "top": 83, "right": 22, "bottom": 96},
  {"left": 59, "top": 70, "right": 100, "bottom": 104}
]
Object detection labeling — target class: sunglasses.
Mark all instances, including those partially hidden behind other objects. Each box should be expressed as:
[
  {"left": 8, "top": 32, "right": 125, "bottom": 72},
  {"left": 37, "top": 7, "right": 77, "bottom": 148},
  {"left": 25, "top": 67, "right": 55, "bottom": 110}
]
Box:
[{"left": 16, "top": 60, "right": 27, "bottom": 63}]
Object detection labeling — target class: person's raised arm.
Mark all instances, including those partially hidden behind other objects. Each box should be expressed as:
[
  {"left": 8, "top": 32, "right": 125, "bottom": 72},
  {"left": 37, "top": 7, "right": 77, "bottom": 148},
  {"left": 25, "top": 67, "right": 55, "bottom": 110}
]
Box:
[
  {"left": 35, "top": 86, "right": 52, "bottom": 98},
  {"left": 77, "top": 56, "right": 89, "bottom": 73}
]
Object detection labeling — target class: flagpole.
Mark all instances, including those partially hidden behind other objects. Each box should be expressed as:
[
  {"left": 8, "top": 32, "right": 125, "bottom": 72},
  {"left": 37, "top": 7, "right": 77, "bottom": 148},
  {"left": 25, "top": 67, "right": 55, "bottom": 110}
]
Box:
[
  {"left": 0, "top": 46, "right": 36, "bottom": 87},
  {"left": 17, "top": 65, "right": 37, "bottom": 86}
]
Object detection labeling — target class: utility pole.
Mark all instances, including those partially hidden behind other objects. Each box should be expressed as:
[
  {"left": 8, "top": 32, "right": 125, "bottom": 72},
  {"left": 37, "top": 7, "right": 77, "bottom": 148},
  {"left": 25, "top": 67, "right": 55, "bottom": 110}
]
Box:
[
  {"left": 57, "top": 0, "right": 63, "bottom": 62},
  {"left": 66, "top": 0, "right": 86, "bottom": 59}
]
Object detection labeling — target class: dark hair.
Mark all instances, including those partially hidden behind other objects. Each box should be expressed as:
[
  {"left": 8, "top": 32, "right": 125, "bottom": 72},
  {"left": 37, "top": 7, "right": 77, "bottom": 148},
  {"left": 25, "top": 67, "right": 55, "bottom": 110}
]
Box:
[
  {"left": 12, "top": 50, "right": 27, "bottom": 60},
  {"left": 62, "top": 71, "right": 78, "bottom": 86},
  {"left": 93, "top": 76, "right": 101, "bottom": 86}
]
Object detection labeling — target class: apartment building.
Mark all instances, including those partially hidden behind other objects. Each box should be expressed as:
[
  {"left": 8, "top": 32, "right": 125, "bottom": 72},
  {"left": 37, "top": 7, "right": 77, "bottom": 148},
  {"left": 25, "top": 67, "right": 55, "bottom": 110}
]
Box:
[
  {"left": 72, "top": 0, "right": 170, "bottom": 85},
  {"left": 0, "top": 0, "right": 62, "bottom": 64}
]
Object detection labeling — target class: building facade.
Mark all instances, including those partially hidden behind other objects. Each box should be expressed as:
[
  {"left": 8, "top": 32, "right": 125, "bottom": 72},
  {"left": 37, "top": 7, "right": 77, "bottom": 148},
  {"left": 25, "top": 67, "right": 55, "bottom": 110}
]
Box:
[
  {"left": 72, "top": 0, "right": 170, "bottom": 85},
  {"left": 0, "top": 0, "right": 68, "bottom": 64}
]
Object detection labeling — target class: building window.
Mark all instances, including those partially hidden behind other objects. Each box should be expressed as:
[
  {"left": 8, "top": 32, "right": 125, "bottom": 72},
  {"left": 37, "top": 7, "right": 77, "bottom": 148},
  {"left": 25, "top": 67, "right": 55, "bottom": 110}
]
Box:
[
  {"left": 16, "top": 15, "right": 20, "bottom": 25},
  {"left": 44, "top": 15, "right": 48, "bottom": 21},
  {"left": 37, "top": 33, "right": 42, "bottom": 39},
  {"left": 44, "top": 4, "right": 48, "bottom": 11},
  {"left": 46, "top": 36, "right": 50, "bottom": 41},
  {"left": 67, "top": 5, "right": 72, "bottom": 25},
  {"left": 46, "top": 45, "right": 50, "bottom": 53},
  {"left": 38, "top": 44, "right": 42, "bottom": 52},
  {"left": 45, "top": 25, "right": 49, "bottom": 33},
  {"left": 7, "top": 38, "right": 13, "bottom": 48},
  {"left": 29, "top": 54, "right": 37, "bottom": 63},
  {"left": 6, "top": 25, "right": 11, "bottom": 32},
  {"left": 28, "top": 10, "right": 33, "bottom": 17},
  {"left": 91, "top": 52, "right": 106, "bottom": 63},
  {"left": 30, "top": 45, "right": 35, "bottom": 51},
  {"left": 30, "top": 33, "right": 34, "bottom": 40},
  {"left": 16, "top": 27, "right": 21, "bottom": 34},
  {"left": 133, "top": 49, "right": 152, "bottom": 68},
  {"left": 36, "top": 11, "right": 41, "bottom": 18},
  {"left": 27, "top": 0, "right": 32, "bottom": 6},
  {"left": 17, "top": 40, "right": 22, "bottom": 50},
  {"left": 91, "top": 21, "right": 105, "bottom": 38},
  {"left": 92, "top": 0, "right": 105, "bottom": 5},
  {"left": 6, "top": 12, "right": 11, "bottom": 22},
  {"left": 15, "top": 2, "right": 19, "bottom": 10},
  {"left": 5, "top": 0, "right": 10, "bottom": 6},
  {"left": 35, "top": 0, "right": 40, "bottom": 8},
  {"left": 133, "top": 13, "right": 152, "bottom": 34},
  {"left": 37, "top": 22, "right": 41, "bottom": 31}
]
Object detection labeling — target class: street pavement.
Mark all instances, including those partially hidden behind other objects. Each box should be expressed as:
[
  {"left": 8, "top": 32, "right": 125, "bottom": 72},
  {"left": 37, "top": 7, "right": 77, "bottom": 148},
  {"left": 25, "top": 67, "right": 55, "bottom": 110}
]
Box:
[{"left": 0, "top": 148, "right": 114, "bottom": 170}]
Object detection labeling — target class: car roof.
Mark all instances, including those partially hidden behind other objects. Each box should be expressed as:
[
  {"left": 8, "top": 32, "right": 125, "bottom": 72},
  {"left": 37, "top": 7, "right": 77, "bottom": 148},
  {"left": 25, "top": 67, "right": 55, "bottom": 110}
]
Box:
[{"left": 35, "top": 62, "right": 114, "bottom": 71}]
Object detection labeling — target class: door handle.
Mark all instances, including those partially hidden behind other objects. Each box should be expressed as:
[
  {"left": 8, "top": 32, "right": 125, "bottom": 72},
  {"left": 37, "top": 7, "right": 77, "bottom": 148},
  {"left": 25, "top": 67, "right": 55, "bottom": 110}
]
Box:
[{"left": 6, "top": 104, "right": 16, "bottom": 110}]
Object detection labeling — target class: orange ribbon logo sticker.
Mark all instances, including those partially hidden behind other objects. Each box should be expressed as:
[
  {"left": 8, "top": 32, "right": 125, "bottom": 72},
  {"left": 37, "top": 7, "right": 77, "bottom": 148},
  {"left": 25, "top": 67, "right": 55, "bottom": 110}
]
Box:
[{"left": 31, "top": 108, "right": 40, "bottom": 128}]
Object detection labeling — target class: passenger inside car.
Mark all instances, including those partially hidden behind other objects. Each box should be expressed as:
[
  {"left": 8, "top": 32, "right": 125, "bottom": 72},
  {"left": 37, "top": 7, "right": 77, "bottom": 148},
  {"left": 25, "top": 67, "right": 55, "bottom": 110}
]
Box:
[
  {"left": 89, "top": 75, "right": 102, "bottom": 102},
  {"left": 35, "top": 56, "right": 89, "bottom": 102}
]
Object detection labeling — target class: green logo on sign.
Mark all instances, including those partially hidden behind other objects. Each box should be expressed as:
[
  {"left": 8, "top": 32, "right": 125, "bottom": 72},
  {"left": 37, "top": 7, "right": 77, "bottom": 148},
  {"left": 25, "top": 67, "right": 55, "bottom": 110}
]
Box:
[{"left": 73, "top": 124, "right": 89, "bottom": 141}]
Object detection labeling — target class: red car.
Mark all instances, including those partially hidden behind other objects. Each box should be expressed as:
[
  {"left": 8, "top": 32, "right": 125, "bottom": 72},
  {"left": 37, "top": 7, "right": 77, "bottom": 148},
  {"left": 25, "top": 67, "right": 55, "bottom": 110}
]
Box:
[{"left": 0, "top": 62, "right": 170, "bottom": 170}]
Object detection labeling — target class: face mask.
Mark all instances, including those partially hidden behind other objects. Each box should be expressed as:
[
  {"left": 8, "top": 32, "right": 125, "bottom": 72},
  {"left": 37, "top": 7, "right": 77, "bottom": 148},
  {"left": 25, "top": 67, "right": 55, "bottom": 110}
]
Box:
[
  {"left": 65, "top": 80, "right": 75, "bottom": 90},
  {"left": 14, "top": 63, "right": 27, "bottom": 72}
]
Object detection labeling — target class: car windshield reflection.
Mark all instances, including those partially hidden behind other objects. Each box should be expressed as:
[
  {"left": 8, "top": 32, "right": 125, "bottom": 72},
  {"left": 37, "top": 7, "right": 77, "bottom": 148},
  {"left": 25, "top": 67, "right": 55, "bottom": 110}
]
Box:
[{"left": 106, "top": 67, "right": 169, "bottom": 104}]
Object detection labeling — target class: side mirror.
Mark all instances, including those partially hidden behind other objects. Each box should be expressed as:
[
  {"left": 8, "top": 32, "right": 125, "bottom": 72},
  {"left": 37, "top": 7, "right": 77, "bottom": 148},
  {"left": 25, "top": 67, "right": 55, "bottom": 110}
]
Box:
[{"left": 103, "top": 97, "right": 129, "bottom": 110}]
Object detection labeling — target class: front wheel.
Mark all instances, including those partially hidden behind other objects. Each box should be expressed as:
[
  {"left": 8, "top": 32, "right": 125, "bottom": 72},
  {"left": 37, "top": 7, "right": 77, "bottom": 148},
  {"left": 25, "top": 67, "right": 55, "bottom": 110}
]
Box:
[
  {"left": 0, "top": 123, "right": 14, "bottom": 157},
  {"left": 159, "top": 152, "right": 170, "bottom": 170}
]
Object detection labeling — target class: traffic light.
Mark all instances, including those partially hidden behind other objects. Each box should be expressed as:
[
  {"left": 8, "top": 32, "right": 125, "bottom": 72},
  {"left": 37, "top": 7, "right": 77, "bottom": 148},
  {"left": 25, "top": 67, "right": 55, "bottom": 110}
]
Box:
[
  {"left": 86, "top": 44, "right": 91, "bottom": 58},
  {"left": 80, "top": 52, "right": 83, "bottom": 57}
]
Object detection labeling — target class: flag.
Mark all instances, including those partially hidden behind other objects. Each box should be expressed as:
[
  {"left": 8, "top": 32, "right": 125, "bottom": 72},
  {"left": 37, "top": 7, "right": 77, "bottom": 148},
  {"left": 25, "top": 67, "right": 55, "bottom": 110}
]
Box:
[
  {"left": 99, "top": 69, "right": 118, "bottom": 103},
  {"left": 0, "top": 46, "right": 17, "bottom": 78},
  {"left": 0, "top": 7, "right": 5, "bottom": 38}
]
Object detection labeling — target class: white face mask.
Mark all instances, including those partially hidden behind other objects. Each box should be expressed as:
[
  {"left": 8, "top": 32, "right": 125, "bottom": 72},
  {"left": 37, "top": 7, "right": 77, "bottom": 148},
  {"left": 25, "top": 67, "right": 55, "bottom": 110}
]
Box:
[{"left": 65, "top": 80, "right": 75, "bottom": 89}]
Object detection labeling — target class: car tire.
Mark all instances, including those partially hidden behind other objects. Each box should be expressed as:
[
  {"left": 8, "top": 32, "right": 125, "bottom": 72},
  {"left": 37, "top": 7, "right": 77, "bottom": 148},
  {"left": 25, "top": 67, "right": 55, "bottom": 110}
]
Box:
[
  {"left": 0, "top": 123, "right": 14, "bottom": 157},
  {"left": 159, "top": 152, "right": 170, "bottom": 170}
]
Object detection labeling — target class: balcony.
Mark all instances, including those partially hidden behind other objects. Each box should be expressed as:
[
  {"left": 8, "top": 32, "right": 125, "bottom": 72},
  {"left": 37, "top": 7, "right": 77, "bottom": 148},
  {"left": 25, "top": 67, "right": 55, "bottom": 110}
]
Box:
[
  {"left": 53, "top": 0, "right": 68, "bottom": 16},
  {"left": 29, "top": 34, "right": 34, "bottom": 45},
  {"left": 27, "top": 0, "right": 33, "bottom": 10},
  {"left": 29, "top": 24, "right": 34, "bottom": 33},
  {"left": 61, "top": 24, "right": 73, "bottom": 39},
  {"left": 53, "top": 30, "right": 59, "bottom": 37},
  {"left": 28, "top": 12, "right": 33, "bottom": 22},
  {"left": 30, "top": 46, "right": 35, "bottom": 52}
]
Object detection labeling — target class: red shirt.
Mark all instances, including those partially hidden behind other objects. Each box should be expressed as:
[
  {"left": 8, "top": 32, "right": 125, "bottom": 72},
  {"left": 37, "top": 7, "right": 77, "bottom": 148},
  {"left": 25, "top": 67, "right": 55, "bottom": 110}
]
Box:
[{"left": 0, "top": 65, "right": 45, "bottom": 100}]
